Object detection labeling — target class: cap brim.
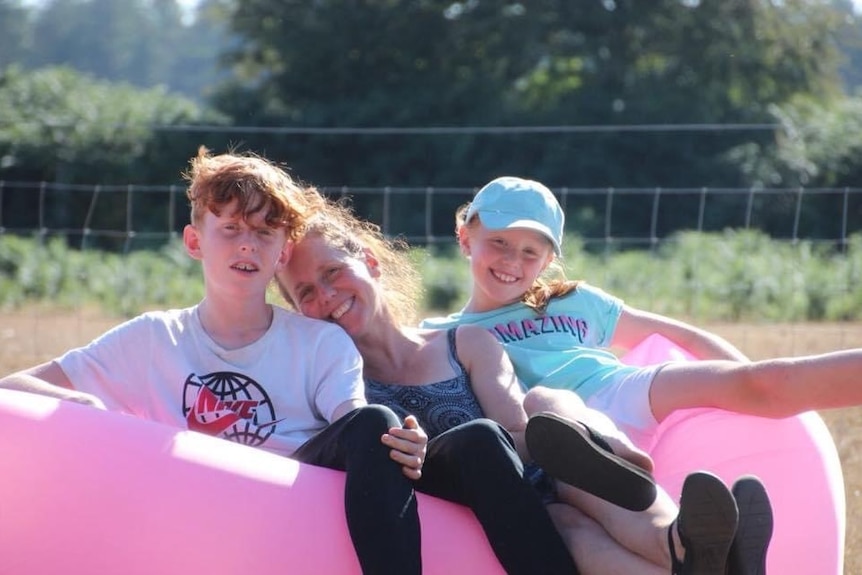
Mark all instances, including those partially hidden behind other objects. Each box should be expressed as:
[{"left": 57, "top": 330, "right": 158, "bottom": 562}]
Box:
[{"left": 477, "top": 211, "right": 562, "bottom": 255}]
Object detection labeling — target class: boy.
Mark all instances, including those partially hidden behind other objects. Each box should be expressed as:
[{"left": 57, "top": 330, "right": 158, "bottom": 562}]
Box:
[{"left": 0, "top": 149, "right": 427, "bottom": 575}]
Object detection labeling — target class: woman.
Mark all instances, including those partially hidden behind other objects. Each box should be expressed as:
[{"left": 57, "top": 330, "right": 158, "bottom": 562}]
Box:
[{"left": 274, "top": 199, "right": 768, "bottom": 575}]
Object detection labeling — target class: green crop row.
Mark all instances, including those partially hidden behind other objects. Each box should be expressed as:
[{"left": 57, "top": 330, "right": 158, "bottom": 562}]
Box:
[{"left": 2, "top": 230, "right": 860, "bottom": 322}]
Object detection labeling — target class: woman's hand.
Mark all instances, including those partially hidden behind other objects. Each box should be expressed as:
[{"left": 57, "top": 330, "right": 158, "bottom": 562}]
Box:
[{"left": 382, "top": 415, "right": 427, "bottom": 480}]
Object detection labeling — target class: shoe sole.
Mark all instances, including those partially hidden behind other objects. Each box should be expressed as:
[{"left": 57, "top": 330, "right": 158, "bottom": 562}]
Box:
[
  {"left": 677, "top": 471, "right": 738, "bottom": 575},
  {"left": 525, "top": 412, "right": 657, "bottom": 511},
  {"left": 726, "top": 476, "right": 773, "bottom": 575}
]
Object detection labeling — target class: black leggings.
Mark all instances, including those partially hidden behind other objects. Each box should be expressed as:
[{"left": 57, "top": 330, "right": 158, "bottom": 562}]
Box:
[
  {"left": 293, "top": 404, "right": 420, "bottom": 575},
  {"left": 294, "top": 406, "right": 577, "bottom": 575},
  {"left": 418, "top": 417, "right": 578, "bottom": 575}
]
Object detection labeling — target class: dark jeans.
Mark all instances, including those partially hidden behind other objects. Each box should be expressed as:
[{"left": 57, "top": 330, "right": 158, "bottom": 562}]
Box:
[{"left": 294, "top": 406, "right": 578, "bottom": 575}]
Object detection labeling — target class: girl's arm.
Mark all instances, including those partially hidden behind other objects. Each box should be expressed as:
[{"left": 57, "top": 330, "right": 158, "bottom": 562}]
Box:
[
  {"left": 612, "top": 305, "right": 750, "bottom": 362},
  {"left": 455, "top": 324, "right": 531, "bottom": 459}
]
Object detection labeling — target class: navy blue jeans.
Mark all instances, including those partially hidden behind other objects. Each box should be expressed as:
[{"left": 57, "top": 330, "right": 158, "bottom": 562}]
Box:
[{"left": 294, "top": 406, "right": 577, "bottom": 575}]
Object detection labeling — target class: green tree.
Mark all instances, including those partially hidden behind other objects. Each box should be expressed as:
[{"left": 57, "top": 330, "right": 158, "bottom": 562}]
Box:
[
  {"left": 24, "top": 0, "right": 225, "bottom": 101},
  {"left": 0, "top": 0, "right": 33, "bottom": 70},
  {"left": 214, "top": 1, "right": 845, "bottom": 184},
  {"left": 0, "top": 66, "right": 228, "bottom": 249}
]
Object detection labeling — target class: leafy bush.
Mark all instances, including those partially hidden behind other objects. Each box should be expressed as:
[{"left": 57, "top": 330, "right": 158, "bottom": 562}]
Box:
[
  {"left": 413, "top": 244, "right": 472, "bottom": 314},
  {"left": 1, "top": 231, "right": 860, "bottom": 322},
  {"left": 0, "top": 235, "right": 202, "bottom": 316}
]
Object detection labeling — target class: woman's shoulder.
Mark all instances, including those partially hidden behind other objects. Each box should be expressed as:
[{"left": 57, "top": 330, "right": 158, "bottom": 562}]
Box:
[
  {"left": 414, "top": 324, "right": 496, "bottom": 362},
  {"left": 451, "top": 324, "right": 503, "bottom": 360},
  {"left": 453, "top": 323, "right": 494, "bottom": 338}
]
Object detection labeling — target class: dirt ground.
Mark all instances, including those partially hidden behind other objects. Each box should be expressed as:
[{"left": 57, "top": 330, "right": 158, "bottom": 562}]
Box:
[{"left": 2, "top": 309, "right": 861, "bottom": 572}]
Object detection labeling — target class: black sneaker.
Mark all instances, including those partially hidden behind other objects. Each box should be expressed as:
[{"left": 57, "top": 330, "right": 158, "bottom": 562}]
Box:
[
  {"left": 671, "top": 471, "right": 739, "bottom": 575},
  {"left": 725, "top": 476, "right": 773, "bottom": 575},
  {"left": 524, "top": 411, "right": 657, "bottom": 511}
]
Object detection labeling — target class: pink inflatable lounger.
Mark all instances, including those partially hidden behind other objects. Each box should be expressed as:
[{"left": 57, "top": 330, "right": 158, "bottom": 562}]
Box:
[
  {"left": 0, "top": 388, "right": 505, "bottom": 575},
  {"left": 0, "top": 334, "right": 845, "bottom": 574},
  {"left": 622, "top": 333, "right": 846, "bottom": 575}
]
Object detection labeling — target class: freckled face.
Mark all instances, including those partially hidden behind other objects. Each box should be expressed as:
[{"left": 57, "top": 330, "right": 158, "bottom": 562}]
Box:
[
  {"left": 279, "top": 234, "right": 381, "bottom": 337},
  {"left": 184, "top": 201, "right": 288, "bottom": 298},
  {"left": 460, "top": 223, "right": 554, "bottom": 312}
]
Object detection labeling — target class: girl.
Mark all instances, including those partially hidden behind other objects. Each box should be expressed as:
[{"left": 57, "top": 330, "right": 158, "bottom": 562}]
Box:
[
  {"left": 274, "top": 200, "right": 771, "bottom": 575},
  {"left": 421, "top": 175, "right": 862, "bottom": 455}
]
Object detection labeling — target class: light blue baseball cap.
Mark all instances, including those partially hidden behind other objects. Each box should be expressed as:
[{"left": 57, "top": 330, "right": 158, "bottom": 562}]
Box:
[{"left": 465, "top": 176, "right": 564, "bottom": 255}]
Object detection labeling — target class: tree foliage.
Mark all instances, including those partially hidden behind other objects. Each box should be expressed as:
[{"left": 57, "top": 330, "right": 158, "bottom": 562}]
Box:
[
  {"left": 1, "top": 0, "right": 862, "bottom": 247},
  {"left": 7, "top": 0, "right": 229, "bottom": 101},
  {"left": 213, "top": 0, "right": 848, "bottom": 190},
  {"left": 0, "top": 65, "right": 228, "bottom": 250},
  {"left": 0, "top": 65, "right": 224, "bottom": 183}
]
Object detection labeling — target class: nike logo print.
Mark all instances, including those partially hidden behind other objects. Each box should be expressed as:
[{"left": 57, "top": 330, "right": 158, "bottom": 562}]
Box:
[
  {"left": 186, "top": 387, "right": 244, "bottom": 435},
  {"left": 186, "top": 386, "right": 284, "bottom": 435}
]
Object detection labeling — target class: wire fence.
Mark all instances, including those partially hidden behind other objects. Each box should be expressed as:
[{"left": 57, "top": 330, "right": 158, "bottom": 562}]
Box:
[{"left": 2, "top": 180, "right": 861, "bottom": 253}]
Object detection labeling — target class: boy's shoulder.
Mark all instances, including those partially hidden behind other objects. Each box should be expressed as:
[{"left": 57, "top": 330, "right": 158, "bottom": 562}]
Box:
[
  {"left": 103, "top": 307, "right": 193, "bottom": 334},
  {"left": 271, "top": 307, "right": 355, "bottom": 343}
]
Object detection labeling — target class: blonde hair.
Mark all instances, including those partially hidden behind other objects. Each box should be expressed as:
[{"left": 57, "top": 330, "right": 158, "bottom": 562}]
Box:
[
  {"left": 278, "top": 199, "right": 423, "bottom": 326},
  {"left": 455, "top": 203, "right": 579, "bottom": 315},
  {"left": 183, "top": 147, "right": 324, "bottom": 241}
]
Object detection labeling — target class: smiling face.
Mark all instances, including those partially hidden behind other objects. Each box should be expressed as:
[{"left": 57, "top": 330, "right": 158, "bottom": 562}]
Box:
[
  {"left": 459, "top": 219, "right": 555, "bottom": 313},
  {"left": 278, "top": 232, "right": 383, "bottom": 338},
  {"left": 184, "top": 200, "right": 289, "bottom": 300}
]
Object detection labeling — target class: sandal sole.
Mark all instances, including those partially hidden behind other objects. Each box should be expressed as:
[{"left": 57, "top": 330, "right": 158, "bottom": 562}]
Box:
[
  {"left": 726, "top": 476, "right": 773, "bottom": 575},
  {"left": 525, "top": 412, "right": 657, "bottom": 511},
  {"left": 678, "top": 471, "right": 738, "bottom": 575}
]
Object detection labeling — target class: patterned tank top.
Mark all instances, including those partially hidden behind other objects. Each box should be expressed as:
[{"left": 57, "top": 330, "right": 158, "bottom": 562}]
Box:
[{"left": 364, "top": 328, "right": 485, "bottom": 439}]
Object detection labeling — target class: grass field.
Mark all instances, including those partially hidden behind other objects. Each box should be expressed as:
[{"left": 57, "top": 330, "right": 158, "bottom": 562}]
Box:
[{"left": 2, "top": 308, "right": 860, "bottom": 573}]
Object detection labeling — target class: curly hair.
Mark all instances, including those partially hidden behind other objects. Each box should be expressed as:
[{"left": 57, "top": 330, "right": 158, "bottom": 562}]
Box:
[{"left": 183, "top": 146, "right": 324, "bottom": 241}]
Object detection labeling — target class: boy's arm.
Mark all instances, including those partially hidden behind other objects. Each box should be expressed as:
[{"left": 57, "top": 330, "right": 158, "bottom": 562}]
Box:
[
  {"left": 612, "top": 305, "right": 750, "bottom": 361},
  {"left": 330, "top": 398, "right": 367, "bottom": 421},
  {"left": 0, "top": 361, "right": 107, "bottom": 409}
]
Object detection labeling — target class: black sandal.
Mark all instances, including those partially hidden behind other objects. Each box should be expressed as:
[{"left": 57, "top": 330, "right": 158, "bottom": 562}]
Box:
[
  {"left": 726, "top": 475, "right": 773, "bottom": 575},
  {"left": 524, "top": 411, "right": 657, "bottom": 511},
  {"left": 672, "top": 471, "right": 739, "bottom": 575},
  {"left": 668, "top": 519, "right": 684, "bottom": 575}
]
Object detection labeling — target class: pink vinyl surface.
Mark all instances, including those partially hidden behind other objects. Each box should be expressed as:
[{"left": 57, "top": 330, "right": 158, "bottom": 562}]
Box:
[
  {"left": 0, "top": 334, "right": 844, "bottom": 574},
  {"left": 623, "top": 334, "right": 846, "bottom": 575},
  {"left": 0, "top": 388, "right": 504, "bottom": 575}
]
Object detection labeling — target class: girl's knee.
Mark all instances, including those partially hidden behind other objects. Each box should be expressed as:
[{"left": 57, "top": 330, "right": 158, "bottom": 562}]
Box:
[
  {"left": 523, "top": 386, "right": 555, "bottom": 414},
  {"left": 523, "top": 386, "right": 586, "bottom": 415}
]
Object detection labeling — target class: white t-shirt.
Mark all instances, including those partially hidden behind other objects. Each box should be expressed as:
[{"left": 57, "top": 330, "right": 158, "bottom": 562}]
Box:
[{"left": 58, "top": 305, "right": 365, "bottom": 457}]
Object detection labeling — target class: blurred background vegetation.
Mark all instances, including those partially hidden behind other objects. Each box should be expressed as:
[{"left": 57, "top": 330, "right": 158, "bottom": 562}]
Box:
[
  {"left": 3, "top": 1, "right": 862, "bottom": 188},
  {"left": 2, "top": 229, "right": 860, "bottom": 321},
  {"left": 2, "top": 0, "right": 862, "bottom": 318}
]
